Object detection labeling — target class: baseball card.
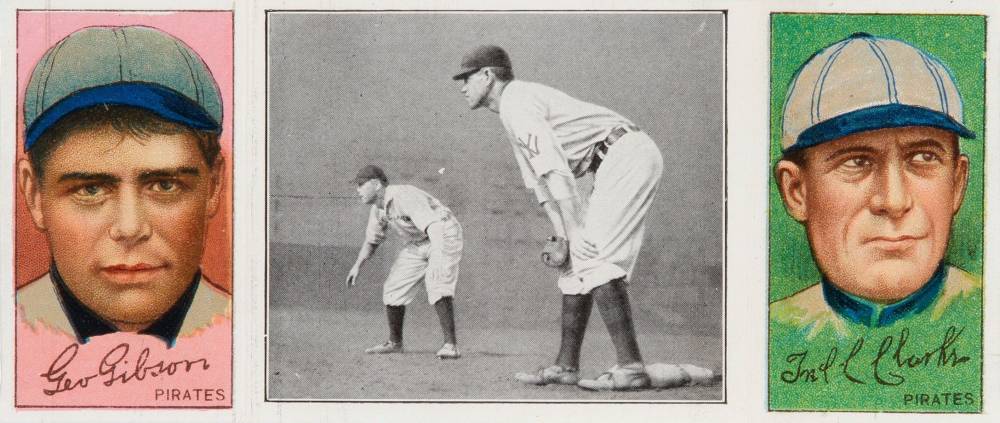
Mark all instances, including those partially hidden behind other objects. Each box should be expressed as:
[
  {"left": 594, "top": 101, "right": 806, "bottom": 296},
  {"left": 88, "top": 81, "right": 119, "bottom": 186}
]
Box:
[
  {"left": 265, "top": 11, "right": 726, "bottom": 401},
  {"left": 7, "top": 0, "right": 1000, "bottom": 422},
  {"left": 768, "top": 13, "right": 985, "bottom": 412},
  {"left": 12, "top": 10, "right": 233, "bottom": 408}
]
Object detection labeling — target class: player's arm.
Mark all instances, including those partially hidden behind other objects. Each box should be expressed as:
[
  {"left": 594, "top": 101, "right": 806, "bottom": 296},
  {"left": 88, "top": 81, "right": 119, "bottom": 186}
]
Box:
[
  {"left": 346, "top": 242, "right": 379, "bottom": 288},
  {"left": 540, "top": 199, "right": 567, "bottom": 239},
  {"left": 347, "top": 207, "right": 386, "bottom": 288},
  {"left": 539, "top": 172, "right": 598, "bottom": 261}
]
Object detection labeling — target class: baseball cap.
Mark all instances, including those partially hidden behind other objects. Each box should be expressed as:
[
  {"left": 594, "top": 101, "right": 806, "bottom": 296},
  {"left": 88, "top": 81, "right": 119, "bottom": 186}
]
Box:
[
  {"left": 23, "top": 25, "right": 222, "bottom": 151},
  {"left": 781, "top": 32, "right": 974, "bottom": 153},
  {"left": 353, "top": 165, "right": 388, "bottom": 185},
  {"left": 452, "top": 45, "right": 512, "bottom": 81}
]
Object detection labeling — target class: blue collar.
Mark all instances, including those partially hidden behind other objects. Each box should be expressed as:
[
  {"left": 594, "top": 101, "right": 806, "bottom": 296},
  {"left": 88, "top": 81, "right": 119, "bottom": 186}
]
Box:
[
  {"left": 50, "top": 262, "right": 201, "bottom": 347},
  {"left": 821, "top": 263, "right": 947, "bottom": 327}
]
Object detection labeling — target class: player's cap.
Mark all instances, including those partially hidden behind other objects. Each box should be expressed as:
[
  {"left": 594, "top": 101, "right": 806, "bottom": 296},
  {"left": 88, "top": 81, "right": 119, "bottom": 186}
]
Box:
[
  {"left": 452, "top": 45, "right": 512, "bottom": 81},
  {"left": 353, "top": 165, "right": 388, "bottom": 186},
  {"left": 23, "top": 25, "right": 222, "bottom": 151},
  {"left": 781, "top": 32, "right": 974, "bottom": 153}
]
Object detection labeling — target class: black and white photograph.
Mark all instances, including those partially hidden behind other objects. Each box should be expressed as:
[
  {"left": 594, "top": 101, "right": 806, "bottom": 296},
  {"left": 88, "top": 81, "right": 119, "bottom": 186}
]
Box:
[{"left": 266, "top": 11, "right": 726, "bottom": 401}]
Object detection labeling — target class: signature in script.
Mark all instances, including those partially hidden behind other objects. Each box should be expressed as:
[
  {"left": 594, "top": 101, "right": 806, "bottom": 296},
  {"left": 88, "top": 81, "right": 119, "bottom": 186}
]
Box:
[
  {"left": 41, "top": 343, "right": 210, "bottom": 396},
  {"left": 779, "top": 325, "right": 970, "bottom": 386}
]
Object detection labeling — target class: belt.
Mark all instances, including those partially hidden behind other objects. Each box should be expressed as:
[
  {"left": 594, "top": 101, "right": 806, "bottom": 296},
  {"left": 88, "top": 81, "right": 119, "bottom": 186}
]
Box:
[{"left": 590, "top": 124, "right": 640, "bottom": 172}]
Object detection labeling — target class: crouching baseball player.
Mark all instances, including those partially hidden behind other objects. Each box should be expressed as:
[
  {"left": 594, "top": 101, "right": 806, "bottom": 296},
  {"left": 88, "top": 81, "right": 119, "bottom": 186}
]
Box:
[
  {"left": 455, "top": 45, "right": 664, "bottom": 390},
  {"left": 345, "top": 165, "right": 463, "bottom": 359}
]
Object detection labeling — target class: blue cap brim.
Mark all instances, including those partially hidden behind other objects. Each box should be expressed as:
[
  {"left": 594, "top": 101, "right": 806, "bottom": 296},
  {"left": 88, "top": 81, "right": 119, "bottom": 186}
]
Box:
[
  {"left": 786, "top": 104, "right": 976, "bottom": 153},
  {"left": 25, "top": 81, "right": 220, "bottom": 151}
]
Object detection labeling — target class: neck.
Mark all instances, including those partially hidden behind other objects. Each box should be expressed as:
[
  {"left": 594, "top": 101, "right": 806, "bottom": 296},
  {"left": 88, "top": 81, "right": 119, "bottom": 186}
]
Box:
[
  {"left": 486, "top": 80, "right": 510, "bottom": 113},
  {"left": 111, "top": 320, "right": 154, "bottom": 332}
]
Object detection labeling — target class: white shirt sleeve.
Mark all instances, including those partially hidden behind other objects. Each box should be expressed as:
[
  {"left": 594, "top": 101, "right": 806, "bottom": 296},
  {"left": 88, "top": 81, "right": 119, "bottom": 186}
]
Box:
[
  {"left": 363, "top": 206, "right": 387, "bottom": 245},
  {"left": 501, "top": 89, "right": 579, "bottom": 204}
]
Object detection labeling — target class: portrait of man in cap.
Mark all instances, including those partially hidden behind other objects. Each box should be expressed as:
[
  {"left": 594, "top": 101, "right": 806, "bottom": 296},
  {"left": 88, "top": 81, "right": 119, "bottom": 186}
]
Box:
[
  {"left": 768, "top": 14, "right": 984, "bottom": 412},
  {"left": 15, "top": 12, "right": 233, "bottom": 408}
]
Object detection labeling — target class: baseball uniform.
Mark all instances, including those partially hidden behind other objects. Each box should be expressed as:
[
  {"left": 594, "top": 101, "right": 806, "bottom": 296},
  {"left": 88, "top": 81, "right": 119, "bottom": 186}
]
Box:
[
  {"left": 770, "top": 264, "right": 981, "bottom": 339},
  {"left": 498, "top": 80, "right": 663, "bottom": 294},
  {"left": 365, "top": 185, "right": 463, "bottom": 305},
  {"left": 17, "top": 266, "right": 231, "bottom": 346}
]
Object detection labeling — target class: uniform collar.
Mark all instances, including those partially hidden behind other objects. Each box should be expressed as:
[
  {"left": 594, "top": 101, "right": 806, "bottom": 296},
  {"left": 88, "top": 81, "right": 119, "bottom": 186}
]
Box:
[
  {"left": 50, "top": 262, "right": 201, "bottom": 347},
  {"left": 821, "top": 263, "right": 946, "bottom": 327}
]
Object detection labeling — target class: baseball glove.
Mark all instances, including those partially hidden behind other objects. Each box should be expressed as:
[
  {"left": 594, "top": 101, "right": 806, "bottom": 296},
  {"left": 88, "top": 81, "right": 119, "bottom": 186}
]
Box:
[{"left": 541, "top": 236, "right": 570, "bottom": 268}]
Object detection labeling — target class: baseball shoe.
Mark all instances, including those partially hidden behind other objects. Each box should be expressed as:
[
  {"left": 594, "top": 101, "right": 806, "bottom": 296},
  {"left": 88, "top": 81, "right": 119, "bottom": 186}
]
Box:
[
  {"left": 435, "top": 343, "right": 461, "bottom": 359},
  {"left": 514, "top": 365, "right": 580, "bottom": 386},
  {"left": 364, "top": 341, "right": 403, "bottom": 354},
  {"left": 577, "top": 363, "right": 651, "bottom": 391}
]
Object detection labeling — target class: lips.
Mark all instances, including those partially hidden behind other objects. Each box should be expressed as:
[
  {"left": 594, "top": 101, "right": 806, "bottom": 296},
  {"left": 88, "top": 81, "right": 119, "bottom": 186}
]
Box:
[
  {"left": 864, "top": 235, "right": 926, "bottom": 252},
  {"left": 100, "top": 263, "right": 167, "bottom": 285}
]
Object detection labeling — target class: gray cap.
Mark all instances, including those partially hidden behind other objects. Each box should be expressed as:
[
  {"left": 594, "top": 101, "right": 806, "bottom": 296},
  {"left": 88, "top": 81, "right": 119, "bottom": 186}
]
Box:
[
  {"left": 23, "top": 25, "right": 222, "bottom": 150},
  {"left": 781, "top": 32, "right": 973, "bottom": 153},
  {"left": 452, "top": 45, "right": 512, "bottom": 80},
  {"left": 353, "top": 165, "right": 388, "bottom": 185}
]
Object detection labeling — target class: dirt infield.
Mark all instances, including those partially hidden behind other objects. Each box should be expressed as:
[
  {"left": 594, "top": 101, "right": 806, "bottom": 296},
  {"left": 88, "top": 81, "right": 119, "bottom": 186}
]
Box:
[{"left": 267, "top": 243, "right": 723, "bottom": 400}]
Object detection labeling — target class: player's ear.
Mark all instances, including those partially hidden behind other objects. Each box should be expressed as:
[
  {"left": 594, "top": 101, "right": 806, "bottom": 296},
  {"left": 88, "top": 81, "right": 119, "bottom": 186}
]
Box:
[
  {"left": 776, "top": 159, "right": 808, "bottom": 222},
  {"left": 17, "top": 159, "right": 47, "bottom": 231},
  {"left": 205, "top": 155, "right": 225, "bottom": 217},
  {"left": 951, "top": 153, "right": 970, "bottom": 214}
]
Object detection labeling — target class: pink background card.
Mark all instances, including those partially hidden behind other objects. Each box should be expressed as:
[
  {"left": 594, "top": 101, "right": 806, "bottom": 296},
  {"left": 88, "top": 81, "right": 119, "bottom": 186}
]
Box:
[
  {"left": 14, "top": 10, "right": 233, "bottom": 408},
  {"left": 15, "top": 10, "right": 234, "bottom": 292}
]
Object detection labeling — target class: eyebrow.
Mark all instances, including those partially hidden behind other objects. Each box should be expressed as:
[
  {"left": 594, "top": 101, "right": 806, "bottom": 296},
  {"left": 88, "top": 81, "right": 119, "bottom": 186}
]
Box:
[
  {"left": 57, "top": 172, "right": 120, "bottom": 184},
  {"left": 823, "top": 146, "right": 879, "bottom": 162},
  {"left": 137, "top": 167, "right": 200, "bottom": 183},
  {"left": 902, "top": 139, "right": 949, "bottom": 151},
  {"left": 55, "top": 167, "right": 200, "bottom": 184}
]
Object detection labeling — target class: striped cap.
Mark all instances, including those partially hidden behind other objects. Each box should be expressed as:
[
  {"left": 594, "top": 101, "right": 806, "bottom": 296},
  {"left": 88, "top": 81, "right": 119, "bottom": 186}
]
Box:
[
  {"left": 23, "top": 26, "right": 222, "bottom": 151},
  {"left": 781, "top": 32, "right": 974, "bottom": 153}
]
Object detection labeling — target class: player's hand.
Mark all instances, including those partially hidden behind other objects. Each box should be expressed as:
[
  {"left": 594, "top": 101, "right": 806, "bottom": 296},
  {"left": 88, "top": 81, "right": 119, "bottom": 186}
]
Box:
[
  {"left": 427, "top": 253, "right": 446, "bottom": 282},
  {"left": 345, "top": 266, "right": 360, "bottom": 288},
  {"left": 427, "top": 264, "right": 445, "bottom": 282},
  {"left": 541, "top": 236, "right": 570, "bottom": 268},
  {"left": 571, "top": 237, "right": 599, "bottom": 261}
]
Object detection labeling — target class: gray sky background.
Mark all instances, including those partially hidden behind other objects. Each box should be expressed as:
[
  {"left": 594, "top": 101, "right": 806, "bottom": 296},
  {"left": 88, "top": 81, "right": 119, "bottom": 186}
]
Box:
[{"left": 268, "top": 11, "right": 724, "bottom": 268}]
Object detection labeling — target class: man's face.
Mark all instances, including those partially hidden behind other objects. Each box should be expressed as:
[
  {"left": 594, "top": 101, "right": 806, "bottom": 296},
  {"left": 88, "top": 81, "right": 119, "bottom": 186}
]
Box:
[
  {"left": 357, "top": 179, "right": 380, "bottom": 205},
  {"left": 459, "top": 68, "right": 490, "bottom": 110},
  {"left": 776, "top": 126, "right": 968, "bottom": 303},
  {"left": 20, "top": 124, "right": 222, "bottom": 328}
]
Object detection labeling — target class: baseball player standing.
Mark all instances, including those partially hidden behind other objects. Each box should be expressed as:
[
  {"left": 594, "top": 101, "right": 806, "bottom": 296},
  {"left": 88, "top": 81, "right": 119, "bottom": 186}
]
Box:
[
  {"left": 345, "top": 165, "right": 463, "bottom": 359},
  {"left": 454, "top": 45, "right": 663, "bottom": 390}
]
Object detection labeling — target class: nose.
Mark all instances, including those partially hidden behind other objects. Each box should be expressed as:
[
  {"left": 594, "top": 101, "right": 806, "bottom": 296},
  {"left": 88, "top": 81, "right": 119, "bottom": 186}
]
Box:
[
  {"left": 109, "top": 188, "right": 152, "bottom": 247},
  {"left": 869, "top": 160, "right": 913, "bottom": 219},
  {"left": 460, "top": 83, "right": 467, "bottom": 94}
]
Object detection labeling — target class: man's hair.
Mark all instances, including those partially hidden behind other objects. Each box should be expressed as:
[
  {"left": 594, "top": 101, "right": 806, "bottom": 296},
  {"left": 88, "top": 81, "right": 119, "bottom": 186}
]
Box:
[
  {"left": 488, "top": 66, "right": 515, "bottom": 82},
  {"left": 28, "top": 105, "right": 222, "bottom": 179}
]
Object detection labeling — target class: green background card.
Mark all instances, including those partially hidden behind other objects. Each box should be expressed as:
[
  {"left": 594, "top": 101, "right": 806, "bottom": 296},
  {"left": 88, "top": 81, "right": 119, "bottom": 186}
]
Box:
[{"left": 769, "top": 13, "right": 984, "bottom": 412}]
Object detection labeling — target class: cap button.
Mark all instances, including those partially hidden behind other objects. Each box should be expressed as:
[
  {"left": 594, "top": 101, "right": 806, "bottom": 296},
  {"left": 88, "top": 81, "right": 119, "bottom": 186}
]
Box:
[{"left": 849, "top": 32, "right": 873, "bottom": 38}]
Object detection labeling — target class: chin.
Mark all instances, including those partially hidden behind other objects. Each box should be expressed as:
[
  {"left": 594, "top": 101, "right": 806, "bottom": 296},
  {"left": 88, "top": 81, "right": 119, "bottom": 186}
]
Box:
[
  {"left": 853, "top": 261, "right": 937, "bottom": 302},
  {"left": 100, "top": 292, "right": 170, "bottom": 325}
]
